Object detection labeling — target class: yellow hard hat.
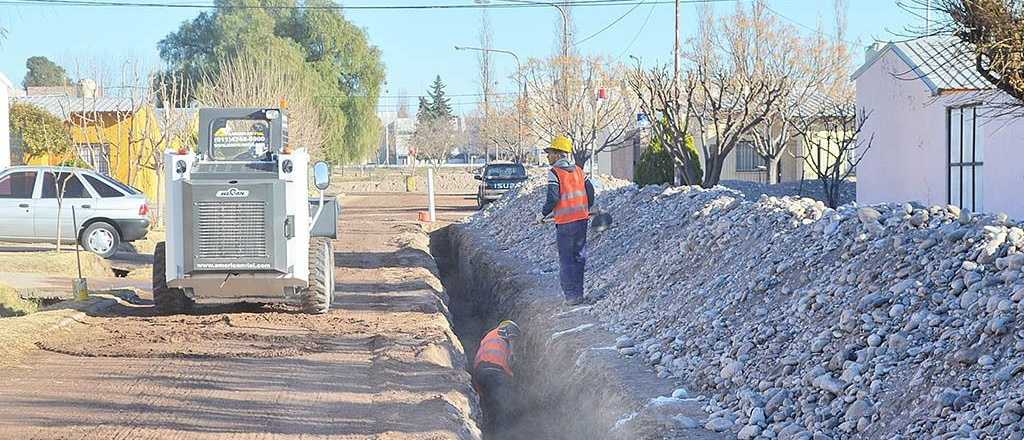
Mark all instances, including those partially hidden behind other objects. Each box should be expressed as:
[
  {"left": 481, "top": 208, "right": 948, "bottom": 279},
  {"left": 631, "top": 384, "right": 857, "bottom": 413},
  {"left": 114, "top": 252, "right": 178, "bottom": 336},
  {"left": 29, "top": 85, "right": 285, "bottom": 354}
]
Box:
[{"left": 547, "top": 135, "right": 573, "bottom": 154}]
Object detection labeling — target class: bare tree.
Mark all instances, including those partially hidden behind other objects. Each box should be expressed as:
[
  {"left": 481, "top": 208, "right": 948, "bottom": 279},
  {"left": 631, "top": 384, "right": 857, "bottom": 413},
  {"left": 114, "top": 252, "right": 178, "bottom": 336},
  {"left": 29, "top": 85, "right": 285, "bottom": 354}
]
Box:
[
  {"left": 627, "top": 63, "right": 702, "bottom": 185},
  {"left": 482, "top": 96, "right": 537, "bottom": 163},
  {"left": 195, "top": 50, "right": 325, "bottom": 159},
  {"left": 412, "top": 116, "right": 464, "bottom": 166},
  {"left": 686, "top": 1, "right": 796, "bottom": 187},
  {"left": 397, "top": 88, "right": 411, "bottom": 118},
  {"left": 478, "top": 8, "right": 495, "bottom": 116},
  {"left": 902, "top": 0, "right": 1024, "bottom": 106},
  {"left": 795, "top": 98, "right": 872, "bottom": 208},
  {"left": 750, "top": 15, "right": 850, "bottom": 185},
  {"left": 523, "top": 54, "right": 636, "bottom": 167}
]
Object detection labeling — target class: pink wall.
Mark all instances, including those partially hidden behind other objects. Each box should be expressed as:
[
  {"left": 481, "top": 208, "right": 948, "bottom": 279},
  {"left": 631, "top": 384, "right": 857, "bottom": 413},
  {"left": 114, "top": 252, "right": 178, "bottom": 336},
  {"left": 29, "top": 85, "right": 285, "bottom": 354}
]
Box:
[
  {"left": 856, "top": 50, "right": 1024, "bottom": 218},
  {"left": 981, "top": 111, "right": 1024, "bottom": 218}
]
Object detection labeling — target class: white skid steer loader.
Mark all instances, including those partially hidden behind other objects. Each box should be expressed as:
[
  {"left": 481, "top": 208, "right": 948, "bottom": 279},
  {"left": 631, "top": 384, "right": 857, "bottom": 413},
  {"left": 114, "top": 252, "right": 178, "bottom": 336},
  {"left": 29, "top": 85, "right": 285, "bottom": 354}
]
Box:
[{"left": 153, "top": 107, "right": 338, "bottom": 314}]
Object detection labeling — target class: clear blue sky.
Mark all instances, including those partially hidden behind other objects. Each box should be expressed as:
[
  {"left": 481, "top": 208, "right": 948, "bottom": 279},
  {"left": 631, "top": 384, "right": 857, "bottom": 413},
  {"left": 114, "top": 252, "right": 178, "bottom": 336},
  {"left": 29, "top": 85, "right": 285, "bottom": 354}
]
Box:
[{"left": 0, "top": 0, "right": 920, "bottom": 115}]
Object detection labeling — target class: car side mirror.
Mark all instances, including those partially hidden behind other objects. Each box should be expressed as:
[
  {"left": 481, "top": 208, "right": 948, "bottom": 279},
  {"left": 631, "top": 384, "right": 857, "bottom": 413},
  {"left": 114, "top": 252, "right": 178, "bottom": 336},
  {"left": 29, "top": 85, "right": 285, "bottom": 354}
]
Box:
[
  {"left": 313, "top": 161, "right": 331, "bottom": 191},
  {"left": 474, "top": 175, "right": 482, "bottom": 180}
]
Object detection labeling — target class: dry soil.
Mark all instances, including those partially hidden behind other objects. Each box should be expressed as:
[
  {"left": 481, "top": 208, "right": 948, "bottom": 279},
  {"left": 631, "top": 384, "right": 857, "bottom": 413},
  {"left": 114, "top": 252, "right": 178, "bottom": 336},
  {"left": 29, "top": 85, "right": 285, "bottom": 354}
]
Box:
[{"left": 0, "top": 192, "right": 482, "bottom": 440}]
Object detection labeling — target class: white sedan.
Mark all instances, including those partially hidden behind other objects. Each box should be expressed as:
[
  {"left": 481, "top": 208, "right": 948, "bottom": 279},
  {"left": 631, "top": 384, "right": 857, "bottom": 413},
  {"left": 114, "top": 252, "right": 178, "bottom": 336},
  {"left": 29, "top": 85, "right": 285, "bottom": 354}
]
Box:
[{"left": 0, "top": 166, "right": 151, "bottom": 258}]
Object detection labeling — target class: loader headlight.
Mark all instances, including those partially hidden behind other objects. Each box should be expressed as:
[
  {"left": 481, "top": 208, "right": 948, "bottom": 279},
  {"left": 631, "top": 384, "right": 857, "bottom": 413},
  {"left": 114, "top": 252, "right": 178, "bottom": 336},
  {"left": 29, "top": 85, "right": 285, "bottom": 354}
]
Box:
[
  {"left": 175, "top": 160, "right": 187, "bottom": 175},
  {"left": 264, "top": 109, "right": 280, "bottom": 120},
  {"left": 281, "top": 159, "right": 293, "bottom": 174}
]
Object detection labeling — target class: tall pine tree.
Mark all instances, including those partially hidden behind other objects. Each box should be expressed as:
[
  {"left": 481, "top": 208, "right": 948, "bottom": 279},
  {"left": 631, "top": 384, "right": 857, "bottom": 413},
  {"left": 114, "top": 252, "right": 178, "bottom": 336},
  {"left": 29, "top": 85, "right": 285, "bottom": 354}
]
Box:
[{"left": 425, "top": 75, "right": 453, "bottom": 120}]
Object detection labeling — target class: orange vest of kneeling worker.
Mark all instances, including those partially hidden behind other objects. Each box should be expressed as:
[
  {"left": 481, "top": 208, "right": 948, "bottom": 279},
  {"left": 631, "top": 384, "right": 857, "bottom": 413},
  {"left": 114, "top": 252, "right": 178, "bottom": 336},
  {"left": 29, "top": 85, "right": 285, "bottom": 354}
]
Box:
[{"left": 474, "top": 328, "right": 514, "bottom": 376}]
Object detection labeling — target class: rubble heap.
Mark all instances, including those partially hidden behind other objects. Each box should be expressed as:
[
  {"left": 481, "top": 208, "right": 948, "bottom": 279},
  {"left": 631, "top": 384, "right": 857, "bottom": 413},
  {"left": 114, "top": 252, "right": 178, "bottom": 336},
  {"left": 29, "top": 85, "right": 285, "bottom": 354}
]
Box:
[{"left": 466, "top": 178, "right": 1024, "bottom": 440}]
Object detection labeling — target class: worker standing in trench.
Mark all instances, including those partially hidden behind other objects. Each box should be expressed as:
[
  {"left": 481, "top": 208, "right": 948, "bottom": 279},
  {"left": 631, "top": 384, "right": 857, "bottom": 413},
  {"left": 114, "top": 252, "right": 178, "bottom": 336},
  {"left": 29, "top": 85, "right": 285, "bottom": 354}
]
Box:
[
  {"left": 473, "top": 320, "right": 522, "bottom": 422},
  {"left": 538, "top": 135, "right": 595, "bottom": 307}
]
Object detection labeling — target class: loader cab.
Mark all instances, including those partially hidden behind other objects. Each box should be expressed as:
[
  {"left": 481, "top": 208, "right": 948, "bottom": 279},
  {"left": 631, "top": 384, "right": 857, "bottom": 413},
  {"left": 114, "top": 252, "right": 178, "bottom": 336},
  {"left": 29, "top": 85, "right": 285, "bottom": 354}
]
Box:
[{"left": 200, "top": 108, "right": 289, "bottom": 162}]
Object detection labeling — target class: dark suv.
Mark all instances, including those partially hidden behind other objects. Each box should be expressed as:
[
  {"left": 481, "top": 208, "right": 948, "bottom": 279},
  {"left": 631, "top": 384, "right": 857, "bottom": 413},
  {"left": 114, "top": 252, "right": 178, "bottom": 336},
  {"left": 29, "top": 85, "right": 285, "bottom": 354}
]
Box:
[{"left": 474, "top": 162, "right": 528, "bottom": 208}]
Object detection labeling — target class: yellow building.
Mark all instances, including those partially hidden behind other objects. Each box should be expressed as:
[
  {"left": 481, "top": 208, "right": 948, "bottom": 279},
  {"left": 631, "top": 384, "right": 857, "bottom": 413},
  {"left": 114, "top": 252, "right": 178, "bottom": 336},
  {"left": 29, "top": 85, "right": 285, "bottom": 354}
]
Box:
[{"left": 13, "top": 96, "right": 164, "bottom": 201}]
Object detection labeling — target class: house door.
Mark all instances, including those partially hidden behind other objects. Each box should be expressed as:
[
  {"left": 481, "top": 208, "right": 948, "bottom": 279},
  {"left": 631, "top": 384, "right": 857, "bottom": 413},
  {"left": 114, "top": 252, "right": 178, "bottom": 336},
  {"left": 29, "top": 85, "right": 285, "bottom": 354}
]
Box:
[{"left": 948, "top": 106, "right": 984, "bottom": 212}]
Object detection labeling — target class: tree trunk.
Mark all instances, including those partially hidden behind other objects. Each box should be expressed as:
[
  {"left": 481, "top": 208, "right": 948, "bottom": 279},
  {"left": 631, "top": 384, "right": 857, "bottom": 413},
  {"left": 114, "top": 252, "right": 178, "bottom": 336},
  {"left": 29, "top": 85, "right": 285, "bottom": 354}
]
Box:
[
  {"left": 703, "top": 153, "right": 724, "bottom": 188},
  {"left": 55, "top": 201, "right": 63, "bottom": 253},
  {"left": 767, "top": 157, "right": 781, "bottom": 185}
]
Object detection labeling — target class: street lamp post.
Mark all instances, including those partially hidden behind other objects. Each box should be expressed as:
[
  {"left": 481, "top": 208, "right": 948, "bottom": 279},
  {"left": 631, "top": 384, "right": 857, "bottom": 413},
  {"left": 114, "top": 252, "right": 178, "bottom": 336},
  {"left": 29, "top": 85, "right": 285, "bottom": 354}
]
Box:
[
  {"left": 455, "top": 45, "right": 527, "bottom": 164},
  {"left": 497, "top": 0, "right": 570, "bottom": 57}
]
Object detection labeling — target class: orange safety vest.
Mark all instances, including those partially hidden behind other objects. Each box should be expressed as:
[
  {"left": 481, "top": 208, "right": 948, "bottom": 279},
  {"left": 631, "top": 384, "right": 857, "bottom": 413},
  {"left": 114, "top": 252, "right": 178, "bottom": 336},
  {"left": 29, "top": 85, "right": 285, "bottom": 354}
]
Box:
[
  {"left": 474, "top": 328, "right": 513, "bottom": 376},
  {"left": 552, "top": 166, "right": 589, "bottom": 225}
]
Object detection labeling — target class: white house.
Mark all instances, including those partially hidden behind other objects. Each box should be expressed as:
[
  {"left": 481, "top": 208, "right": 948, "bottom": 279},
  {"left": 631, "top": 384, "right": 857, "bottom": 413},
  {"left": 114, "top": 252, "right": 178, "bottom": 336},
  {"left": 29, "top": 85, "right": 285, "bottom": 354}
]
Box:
[{"left": 853, "top": 36, "right": 1024, "bottom": 218}]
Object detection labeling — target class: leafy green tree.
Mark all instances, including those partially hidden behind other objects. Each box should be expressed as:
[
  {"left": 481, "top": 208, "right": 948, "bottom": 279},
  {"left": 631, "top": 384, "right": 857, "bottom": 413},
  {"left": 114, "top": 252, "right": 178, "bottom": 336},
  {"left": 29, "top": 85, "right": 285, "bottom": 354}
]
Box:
[
  {"left": 23, "top": 56, "right": 68, "bottom": 88},
  {"left": 9, "top": 102, "right": 72, "bottom": 161},
  {"left": 157, "top": 0, "right": 384, "bottom": 163},
  {"left": 634, "top": 137, "right": 673, "bottom": 186}
]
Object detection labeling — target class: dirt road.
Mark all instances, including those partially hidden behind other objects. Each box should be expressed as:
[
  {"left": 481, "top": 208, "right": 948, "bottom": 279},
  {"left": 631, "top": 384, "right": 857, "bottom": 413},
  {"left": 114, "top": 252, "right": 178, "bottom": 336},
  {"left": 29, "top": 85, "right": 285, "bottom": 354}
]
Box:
[{"left": 0, "top": 192, "right": 481, "bottom": 439}]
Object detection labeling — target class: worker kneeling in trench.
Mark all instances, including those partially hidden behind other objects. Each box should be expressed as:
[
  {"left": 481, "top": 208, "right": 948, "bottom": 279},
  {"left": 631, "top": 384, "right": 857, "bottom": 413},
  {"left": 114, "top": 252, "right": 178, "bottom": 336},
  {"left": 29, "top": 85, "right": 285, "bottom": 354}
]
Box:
[{"left": 473, "top": 320, "right": 521, "bottom": 424}]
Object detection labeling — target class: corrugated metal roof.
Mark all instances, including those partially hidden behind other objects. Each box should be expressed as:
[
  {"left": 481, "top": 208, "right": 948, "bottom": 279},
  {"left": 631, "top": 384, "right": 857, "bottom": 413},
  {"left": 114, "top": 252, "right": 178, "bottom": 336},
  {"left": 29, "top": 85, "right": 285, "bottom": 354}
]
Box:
[
  {"left": 852, "top": 36, "right": 992, "bottom": 94},
  {"left": 154, "top": 107, "right": 198, "bottom": 134},
  {"left": 13, "top": 95, "right": 141, "bottom": 119}
]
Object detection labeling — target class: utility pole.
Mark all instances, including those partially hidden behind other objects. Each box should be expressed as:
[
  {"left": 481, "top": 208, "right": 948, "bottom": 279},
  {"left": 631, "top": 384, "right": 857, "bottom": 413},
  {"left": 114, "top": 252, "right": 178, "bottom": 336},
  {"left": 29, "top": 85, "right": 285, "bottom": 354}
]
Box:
[{"left": 673, "top": 0, "right": 680, "bottom": 96}]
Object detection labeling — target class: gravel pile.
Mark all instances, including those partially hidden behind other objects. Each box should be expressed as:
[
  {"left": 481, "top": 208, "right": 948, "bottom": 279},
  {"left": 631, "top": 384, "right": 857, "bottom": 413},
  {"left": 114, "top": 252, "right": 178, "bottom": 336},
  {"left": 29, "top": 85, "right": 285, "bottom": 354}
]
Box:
[
  {"left": 720, "top": 179, "right": 856, "bottom": 207},
  {"left": 465, "top": 177, "right": 1024, "bottom": 440},
  {"left": 333, "top": 171, "right": 479, "bottom": 194}
]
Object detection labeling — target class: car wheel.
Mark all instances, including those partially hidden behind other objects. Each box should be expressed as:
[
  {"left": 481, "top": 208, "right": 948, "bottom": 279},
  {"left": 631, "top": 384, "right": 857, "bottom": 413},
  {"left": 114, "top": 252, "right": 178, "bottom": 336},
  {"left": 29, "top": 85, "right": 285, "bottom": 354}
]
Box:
[{"left": 82, "top": 221, "right": 120, "bottom": 259}]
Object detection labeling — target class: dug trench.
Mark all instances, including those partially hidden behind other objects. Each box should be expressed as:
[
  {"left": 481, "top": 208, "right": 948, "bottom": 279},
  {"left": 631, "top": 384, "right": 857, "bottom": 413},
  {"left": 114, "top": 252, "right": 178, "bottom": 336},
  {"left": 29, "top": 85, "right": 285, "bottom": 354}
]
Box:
[{"left": 430, "top": 224, "right": 725, "bottom": 440}]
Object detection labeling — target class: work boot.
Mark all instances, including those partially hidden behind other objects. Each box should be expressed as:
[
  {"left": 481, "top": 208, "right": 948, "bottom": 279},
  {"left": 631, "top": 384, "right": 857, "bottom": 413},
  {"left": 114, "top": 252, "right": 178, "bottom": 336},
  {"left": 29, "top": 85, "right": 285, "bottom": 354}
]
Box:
[{"left": 563, "top": 297, "right": 585, "bottom": 307}]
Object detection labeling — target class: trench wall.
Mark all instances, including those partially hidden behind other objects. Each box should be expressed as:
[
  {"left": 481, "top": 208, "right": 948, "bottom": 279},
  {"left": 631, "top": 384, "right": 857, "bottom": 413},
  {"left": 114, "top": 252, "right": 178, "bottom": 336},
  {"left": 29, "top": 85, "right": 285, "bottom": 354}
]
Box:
[{"left": 439, "top": 224, "right": 722, "bottom": 440}]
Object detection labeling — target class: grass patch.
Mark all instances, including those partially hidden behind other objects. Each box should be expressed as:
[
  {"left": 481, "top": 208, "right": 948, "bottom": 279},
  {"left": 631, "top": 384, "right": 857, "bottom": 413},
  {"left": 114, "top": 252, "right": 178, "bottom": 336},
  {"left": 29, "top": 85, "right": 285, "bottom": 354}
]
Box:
[
  {"left": 0, "top": 284, "right": 38, "bottom": 317},
  {"left": 0, "top": 250, "right": 112, "bottom": 278},
  {"left": 122, "top": 229, "right": 164, "bottom": 255}
]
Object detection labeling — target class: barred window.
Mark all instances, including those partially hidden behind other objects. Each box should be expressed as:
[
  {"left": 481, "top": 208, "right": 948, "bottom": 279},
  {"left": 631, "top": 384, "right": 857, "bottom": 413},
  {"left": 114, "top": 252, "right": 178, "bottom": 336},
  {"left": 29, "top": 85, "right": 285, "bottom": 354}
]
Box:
[
  {"left": 948, "top": 106, "right": 984, "bottom": 212},
  {"left": 77, "top": 143, "right": 111, "bottom": 176},
  {"left": 735, "top": 141, "right": 767, "bottom": 172}
]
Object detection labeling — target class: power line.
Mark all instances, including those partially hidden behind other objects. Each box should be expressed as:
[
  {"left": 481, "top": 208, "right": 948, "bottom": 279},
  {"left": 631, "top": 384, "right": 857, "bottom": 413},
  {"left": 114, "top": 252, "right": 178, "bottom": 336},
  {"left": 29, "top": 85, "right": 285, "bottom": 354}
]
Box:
[
  {"left": 616, "top": 3, "right": 655, "bottom": 58},
  {"left": 572, "top": 0, "right": 647, "bottom": 46},
  {"left": 0, "top": 0, "right": 732, "bottom": 10},
  {"left": 762, "top": 4, "right": 857, "bottom": 46}
]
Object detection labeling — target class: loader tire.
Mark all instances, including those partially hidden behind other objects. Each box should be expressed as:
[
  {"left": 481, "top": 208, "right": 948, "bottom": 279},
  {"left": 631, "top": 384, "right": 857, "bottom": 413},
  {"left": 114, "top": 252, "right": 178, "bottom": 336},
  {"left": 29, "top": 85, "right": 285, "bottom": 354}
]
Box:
[
  {"left": 153, "top": 242, "right": 194, "bottom": 315},
  {"left": 303, "top": 237, "right": 333, "bottom": 315}
]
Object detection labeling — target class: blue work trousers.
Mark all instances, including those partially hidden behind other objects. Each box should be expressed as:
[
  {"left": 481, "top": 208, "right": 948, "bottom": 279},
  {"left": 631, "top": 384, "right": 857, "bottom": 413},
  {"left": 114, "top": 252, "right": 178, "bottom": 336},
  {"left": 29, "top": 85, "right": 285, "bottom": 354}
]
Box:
[{"left": 555, "top": 219, "right": 588, "bottom": 300}]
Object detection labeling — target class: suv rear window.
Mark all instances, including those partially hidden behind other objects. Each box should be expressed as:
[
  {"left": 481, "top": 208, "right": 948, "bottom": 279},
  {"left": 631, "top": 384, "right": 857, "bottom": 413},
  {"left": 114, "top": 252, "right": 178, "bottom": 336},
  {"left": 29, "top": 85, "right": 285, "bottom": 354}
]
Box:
[
  {"left": 0, "top": 171, "right": 36, "bottom": 198},
  {"left": 84, "top": 174, "right": 124, "bottom": 198},
  {"left": 484, "top": 164, "right": 526, "bottom": 179}
]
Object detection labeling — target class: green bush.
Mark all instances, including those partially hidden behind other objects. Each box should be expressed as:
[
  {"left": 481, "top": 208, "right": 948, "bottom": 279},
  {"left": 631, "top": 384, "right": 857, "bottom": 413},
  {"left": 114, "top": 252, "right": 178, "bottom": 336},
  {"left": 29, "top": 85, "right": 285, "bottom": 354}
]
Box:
[{"left": 634, "top": 137, "right": 674, "bottom": 186}]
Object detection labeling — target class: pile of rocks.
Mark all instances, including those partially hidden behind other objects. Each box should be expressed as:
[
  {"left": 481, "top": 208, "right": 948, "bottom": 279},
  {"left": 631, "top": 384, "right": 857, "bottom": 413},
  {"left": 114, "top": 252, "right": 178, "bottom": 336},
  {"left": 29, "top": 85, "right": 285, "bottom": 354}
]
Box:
[
  {"left": 466, "top": 177, "right": 1024, "bottom": 440},
  {"left": 720, "top": 179, "right": 856, "bottom": 207}
]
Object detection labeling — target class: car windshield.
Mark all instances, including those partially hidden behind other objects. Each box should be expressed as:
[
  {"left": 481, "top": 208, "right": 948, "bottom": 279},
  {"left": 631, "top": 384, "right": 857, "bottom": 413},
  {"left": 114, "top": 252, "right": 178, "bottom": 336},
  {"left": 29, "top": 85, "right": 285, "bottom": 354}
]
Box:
[
  {"left": 484, "top": 164, "right": 526, "bottom": 179},
  {"left": 211, "top": 119, "right": 271, "bottom": 161}
]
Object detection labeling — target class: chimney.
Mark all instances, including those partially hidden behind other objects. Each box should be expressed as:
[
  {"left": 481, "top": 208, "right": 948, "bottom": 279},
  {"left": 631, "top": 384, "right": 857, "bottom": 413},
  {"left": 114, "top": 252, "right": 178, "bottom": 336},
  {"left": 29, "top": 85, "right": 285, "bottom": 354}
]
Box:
[
  {"left": 79, "top": 79, "right": 98, "bottom": 98},
  {"left": 865, "top": 42, "right": 885, "bottom": 63}
]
